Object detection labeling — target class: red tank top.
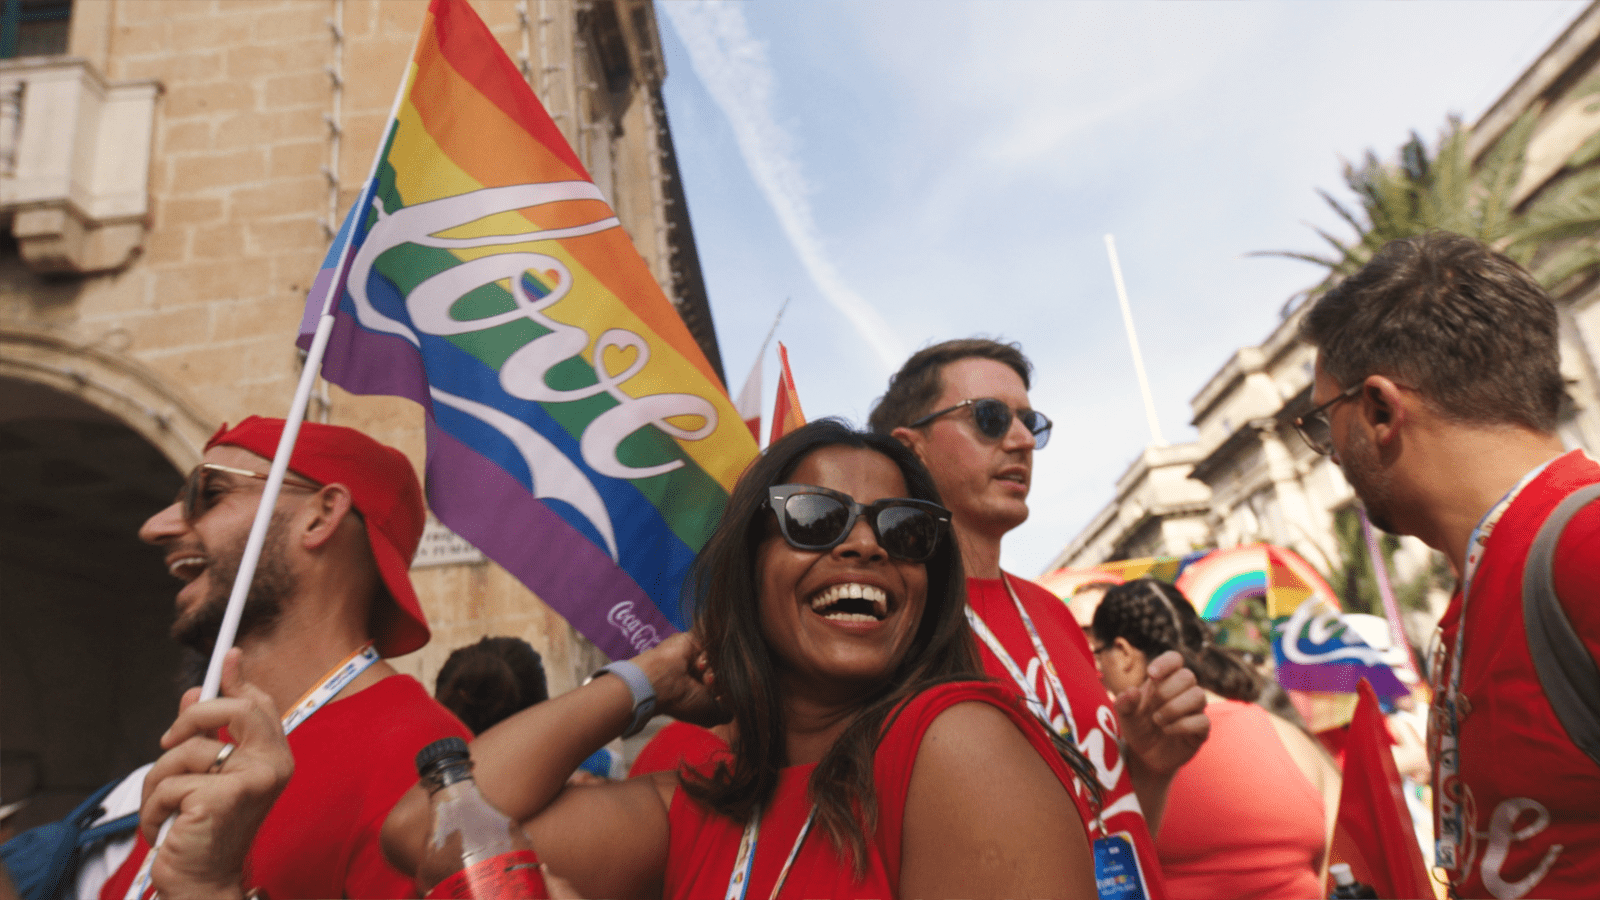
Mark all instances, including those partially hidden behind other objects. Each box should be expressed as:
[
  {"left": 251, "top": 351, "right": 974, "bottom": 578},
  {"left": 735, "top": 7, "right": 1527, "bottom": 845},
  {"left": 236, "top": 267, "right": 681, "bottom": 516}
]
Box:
[{"left": 662, "top": 681, "right": 1096, "bottom": 899}]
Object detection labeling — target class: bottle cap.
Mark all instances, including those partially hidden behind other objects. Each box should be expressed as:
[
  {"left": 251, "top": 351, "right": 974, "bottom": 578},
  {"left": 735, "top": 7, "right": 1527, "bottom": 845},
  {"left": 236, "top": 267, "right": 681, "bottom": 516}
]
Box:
[
  {"left": 415, "top": 736, "right": 470, "bottom": 776},
  {"left": 1329, "top": 863, "right": 1356, "bottom": 886}
]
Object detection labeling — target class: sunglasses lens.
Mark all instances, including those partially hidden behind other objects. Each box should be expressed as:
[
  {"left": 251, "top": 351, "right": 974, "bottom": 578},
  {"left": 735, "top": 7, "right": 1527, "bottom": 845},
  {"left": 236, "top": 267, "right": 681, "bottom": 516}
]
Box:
[
  {"left": 179, "top": 467, "right": 204, "bottom": 520},
  {"left": 1019, "top": 410, "right": 1052, "bottom": 449},
  {"left": 781, "top": 493, "right": 850, "bottom": 548},
  {"left": 970, "top": 399, "right": 1013, "bottom": 440},
  {"left": 1300, "top": 416, "right": 1331, "bottom": 453},
  {"left": 875, "top": 506, "right": 939, "bottom": 561}
]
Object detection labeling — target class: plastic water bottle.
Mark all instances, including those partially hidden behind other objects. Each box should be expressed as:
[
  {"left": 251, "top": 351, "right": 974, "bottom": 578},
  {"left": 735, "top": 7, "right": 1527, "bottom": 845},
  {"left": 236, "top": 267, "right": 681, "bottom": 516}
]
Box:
[{"left": 414, "top": 737, "right": 548, "bottom": 899}]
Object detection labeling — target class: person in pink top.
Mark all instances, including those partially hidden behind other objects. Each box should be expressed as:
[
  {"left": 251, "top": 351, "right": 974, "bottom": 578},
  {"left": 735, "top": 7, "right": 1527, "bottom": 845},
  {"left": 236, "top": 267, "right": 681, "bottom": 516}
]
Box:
[{"left": 1092, "top": 578, "right": 1340, "bottom": 900}]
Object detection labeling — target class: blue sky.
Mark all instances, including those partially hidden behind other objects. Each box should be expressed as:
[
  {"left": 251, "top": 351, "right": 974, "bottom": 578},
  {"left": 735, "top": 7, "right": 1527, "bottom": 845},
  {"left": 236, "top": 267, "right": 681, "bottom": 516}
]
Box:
[{"left": 654, "top": 0, "right": 1586, "bottom": 576}]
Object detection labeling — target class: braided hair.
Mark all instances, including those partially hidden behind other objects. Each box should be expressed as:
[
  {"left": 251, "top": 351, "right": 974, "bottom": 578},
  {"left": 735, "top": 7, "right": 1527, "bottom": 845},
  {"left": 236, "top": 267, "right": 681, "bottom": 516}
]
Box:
[{"left": 1092, "top": 579, "right": 1261, "bottom": 702}]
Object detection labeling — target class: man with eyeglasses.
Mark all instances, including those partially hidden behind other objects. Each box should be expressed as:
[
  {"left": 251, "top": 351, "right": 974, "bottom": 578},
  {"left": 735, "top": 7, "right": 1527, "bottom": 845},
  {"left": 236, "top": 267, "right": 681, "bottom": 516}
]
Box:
[
  {"left": 871, "top": 338, "right": 1207, "bottom": 900},
  {"left": 100, "top": 417, "right": 470, "bottom": 900},
  {"left": 1298, "top": 232, "right": 1600, "bottom": 899}
]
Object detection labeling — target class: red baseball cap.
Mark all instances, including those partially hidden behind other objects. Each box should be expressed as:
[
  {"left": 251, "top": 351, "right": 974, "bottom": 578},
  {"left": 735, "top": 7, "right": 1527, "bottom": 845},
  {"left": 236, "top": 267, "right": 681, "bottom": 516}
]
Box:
[{"left": 206, "top": 416, "right": 430, "bottom": 657}]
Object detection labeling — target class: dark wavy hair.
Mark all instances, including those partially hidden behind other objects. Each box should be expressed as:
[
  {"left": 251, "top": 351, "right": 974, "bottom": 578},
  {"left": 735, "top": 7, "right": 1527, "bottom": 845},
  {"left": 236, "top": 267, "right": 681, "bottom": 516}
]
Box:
[
  {"left": 679, "top": 418, "right": 979, "bottom": 871},
  {"left": 434, "top": 636, "right": 549, "bottom": 735},
  {"left": 1092, "top": 579, "right": 1261, "bottom": 702}
]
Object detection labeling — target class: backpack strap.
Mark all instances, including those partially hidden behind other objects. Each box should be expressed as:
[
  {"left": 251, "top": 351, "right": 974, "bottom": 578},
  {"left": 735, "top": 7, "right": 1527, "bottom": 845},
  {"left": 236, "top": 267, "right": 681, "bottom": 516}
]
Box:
[
  {"left": 78, "top": 811, "right": 139, "bottom": 850},
  {"left": 1522, "top": 482, "right": 1600, "bottom": 768}
]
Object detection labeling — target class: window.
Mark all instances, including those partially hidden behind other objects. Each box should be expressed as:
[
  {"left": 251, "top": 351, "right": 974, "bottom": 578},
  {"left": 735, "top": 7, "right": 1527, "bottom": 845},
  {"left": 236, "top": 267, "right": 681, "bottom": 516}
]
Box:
[{"left": 1, "top": 0, "right": 71, "bottom": 59}]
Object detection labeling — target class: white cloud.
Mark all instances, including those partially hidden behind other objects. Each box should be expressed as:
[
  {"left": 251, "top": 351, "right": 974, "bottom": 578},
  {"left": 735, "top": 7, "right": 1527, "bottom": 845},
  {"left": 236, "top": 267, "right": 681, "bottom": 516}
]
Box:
[{"left": 659, "top": 1, "right": 908, "bottom": 373}]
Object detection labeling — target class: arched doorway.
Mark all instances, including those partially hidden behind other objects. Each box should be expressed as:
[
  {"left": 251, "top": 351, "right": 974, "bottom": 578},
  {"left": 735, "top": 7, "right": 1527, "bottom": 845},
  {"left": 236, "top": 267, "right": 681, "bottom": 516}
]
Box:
[{"left": 0, "top": 375, "right": 186, "bottom": 829}]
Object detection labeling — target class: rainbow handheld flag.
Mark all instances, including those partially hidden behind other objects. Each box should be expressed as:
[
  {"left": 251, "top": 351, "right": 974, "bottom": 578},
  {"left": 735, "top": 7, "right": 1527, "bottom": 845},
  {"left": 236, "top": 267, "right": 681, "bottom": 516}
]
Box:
[
  {"left": 1273, "top": 597, "right": 1409, "bottom": 700},
  {"left": 769, "top": 341, "right": 805, "bottom": 445},
  {"left": 299, "top": 0, "right": 757, "bottom": 659}
]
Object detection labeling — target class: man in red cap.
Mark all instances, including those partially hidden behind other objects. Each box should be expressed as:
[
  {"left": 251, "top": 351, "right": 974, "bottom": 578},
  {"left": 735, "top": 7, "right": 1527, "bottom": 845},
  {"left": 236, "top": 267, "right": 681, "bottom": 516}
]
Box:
[{"left": 102, "top": 417, "right": 470, "bottom": 900}]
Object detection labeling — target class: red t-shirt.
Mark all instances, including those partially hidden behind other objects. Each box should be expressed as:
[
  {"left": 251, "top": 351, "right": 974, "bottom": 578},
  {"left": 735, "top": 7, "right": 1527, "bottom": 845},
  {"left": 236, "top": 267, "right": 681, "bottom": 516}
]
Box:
[
  {"left": 104, "top": 675, "right": 471, "bottom": 900},
  {"left": 1430, "top": 450, "right": 1600, "bottom": 899},
  {"left": 628, "top": 721, "right": 730, "bottom": 778},
  {"left": 1156, "top": 698, "right": 1325, "bottom": 900},
  {"left": 662, "top": 681, "right": 1096, "bottom": 899},
  {"left": 967, "top": 574, "right": 1168, "bottom": 900}
]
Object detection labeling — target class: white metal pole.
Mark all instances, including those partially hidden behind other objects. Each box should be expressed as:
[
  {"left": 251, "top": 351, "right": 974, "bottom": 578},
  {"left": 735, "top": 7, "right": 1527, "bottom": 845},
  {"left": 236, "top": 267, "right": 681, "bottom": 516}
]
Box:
[
  {"left": 1104, "top": 234, "right": 1166, "bottom": 446},
  {"left": 196, "top": 44, "right": 411, "bottom": 703},
  {"left": 134, "top": 17, "right": 427, "bottom": 900}
]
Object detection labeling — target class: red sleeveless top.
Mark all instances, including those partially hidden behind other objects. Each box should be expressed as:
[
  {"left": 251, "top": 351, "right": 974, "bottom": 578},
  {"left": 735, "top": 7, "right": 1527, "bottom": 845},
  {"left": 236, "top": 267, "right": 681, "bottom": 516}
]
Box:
[{"left": 662, "top": 681, "right": 1096, "bottom": 899}]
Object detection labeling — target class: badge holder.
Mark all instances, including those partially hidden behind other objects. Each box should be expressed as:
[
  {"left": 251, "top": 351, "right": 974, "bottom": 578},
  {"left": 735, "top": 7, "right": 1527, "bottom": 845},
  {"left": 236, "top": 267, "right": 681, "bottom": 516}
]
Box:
[{"left": 1092, "top": 831, "right": 1152, "bottom": 900}]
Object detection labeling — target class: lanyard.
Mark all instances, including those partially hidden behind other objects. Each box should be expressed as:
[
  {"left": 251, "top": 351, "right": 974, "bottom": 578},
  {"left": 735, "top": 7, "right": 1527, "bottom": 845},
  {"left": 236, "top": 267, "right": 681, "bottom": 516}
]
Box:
[
  {"left": 966, "top": 573, "right": 1076, "bottom": 741},
  {"left": 725, "top": 804, "right": 816, "bottom": 900},
  {"left": 1432, "top": 462, "right": 1548, "bottom": 879},
  {"left": 128, "top": 643, "right": 381, "bottom": 900}
]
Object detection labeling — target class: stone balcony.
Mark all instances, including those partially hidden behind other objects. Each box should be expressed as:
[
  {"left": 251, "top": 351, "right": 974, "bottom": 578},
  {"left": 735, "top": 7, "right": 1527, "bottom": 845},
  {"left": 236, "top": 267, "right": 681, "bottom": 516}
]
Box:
[{"left": 0, "top": 56, "right": 158, "bottom": 274}]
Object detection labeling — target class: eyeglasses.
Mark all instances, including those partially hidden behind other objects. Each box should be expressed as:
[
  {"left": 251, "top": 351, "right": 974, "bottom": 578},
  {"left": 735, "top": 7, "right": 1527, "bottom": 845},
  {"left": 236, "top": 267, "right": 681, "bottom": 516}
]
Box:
[
  {"left": 909, "top": 398, "right": 1052, "bottom": 449},
  {"left": 766, "top": 484, "right": 950, "bottom": 562},
  {"left": 1293, "top": 384, "right": 1362, "bottom": 455},
  {"left": 178, "top": 463, "right": 320, "bottom": 522}
]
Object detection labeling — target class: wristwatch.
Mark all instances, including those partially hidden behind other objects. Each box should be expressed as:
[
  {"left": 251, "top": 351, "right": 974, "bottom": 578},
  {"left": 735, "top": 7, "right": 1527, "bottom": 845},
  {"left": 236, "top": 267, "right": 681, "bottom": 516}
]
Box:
[{"left": 591, "top": 660, "right": 657, "bottom": 738}]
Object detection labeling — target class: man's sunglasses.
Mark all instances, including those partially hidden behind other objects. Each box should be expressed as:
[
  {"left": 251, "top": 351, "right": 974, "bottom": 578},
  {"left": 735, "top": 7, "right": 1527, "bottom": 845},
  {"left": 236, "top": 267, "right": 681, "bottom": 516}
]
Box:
[
  {"left": 766, "top": 484, "right": 950, "bottom": 562},
  {"left": 909, "top": 397, "right": 1052, "bottom": 449},
  {"left": 178, "top": 463, "right": 319, "bottom": 522},
  {"left": 1292, "top": 384, "right": 1362, "bottom": 455}
]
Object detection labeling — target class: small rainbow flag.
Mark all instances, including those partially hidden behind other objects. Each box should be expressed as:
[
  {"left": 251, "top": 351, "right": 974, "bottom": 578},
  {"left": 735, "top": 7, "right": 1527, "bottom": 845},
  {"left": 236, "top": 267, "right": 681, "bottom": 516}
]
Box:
[
  {"left": 299, "top": 0, "right": 757, "bottom": 659},
  {"left": 769, "top": 341, "right": 805, "bottom": 445}
]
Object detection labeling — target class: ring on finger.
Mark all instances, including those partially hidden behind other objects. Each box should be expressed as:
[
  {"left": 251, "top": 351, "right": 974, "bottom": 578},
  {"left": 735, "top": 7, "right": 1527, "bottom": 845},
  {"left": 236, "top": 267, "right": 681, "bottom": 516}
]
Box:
[{"left": 209, "top": 741, "right": 238, "bottom": 774}]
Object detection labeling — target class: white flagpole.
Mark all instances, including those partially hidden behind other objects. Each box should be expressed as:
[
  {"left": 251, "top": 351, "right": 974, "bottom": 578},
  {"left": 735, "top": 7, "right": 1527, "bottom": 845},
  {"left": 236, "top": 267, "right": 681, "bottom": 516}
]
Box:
[
  {"left": 757, "top": 297, "right": 790, "bottom": 359},
  {"left": 197, "top": 52, "right": 414, "bottom": 702},
  {"left": 1104, "top": 235, "right": 1166, "bottom": 446},
  {"left": 135, "top": 18, "right": 427, "bottom": 900}
]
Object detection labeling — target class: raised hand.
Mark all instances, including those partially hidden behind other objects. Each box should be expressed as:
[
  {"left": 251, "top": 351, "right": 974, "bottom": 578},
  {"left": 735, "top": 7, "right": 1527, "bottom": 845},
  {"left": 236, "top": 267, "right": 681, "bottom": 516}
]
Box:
[
  {"left": 1114, "top": 649, "right": 1208, "bottom": 777},
  {"left": 140, "top": 648, "right": 293, "bottom": 900},
  {"left": 634, "top": 632, "right": 727, "bottom": 728}
]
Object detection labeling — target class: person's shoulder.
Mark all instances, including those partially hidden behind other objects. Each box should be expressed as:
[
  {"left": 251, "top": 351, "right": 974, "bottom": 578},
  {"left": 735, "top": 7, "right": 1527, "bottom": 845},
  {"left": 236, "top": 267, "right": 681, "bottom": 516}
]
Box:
[
  {"left": 906, "top": 700, "right": 1071, "bottom": 812},
  {"left": 922, "top": 698, "right": 1025, "bottom": 747},
  {"left": 885, "top": 681, "right": 1028, "bottom": 749},
  {"left": 1549, "top": 462, "right": 1600, "bottom": 639}
]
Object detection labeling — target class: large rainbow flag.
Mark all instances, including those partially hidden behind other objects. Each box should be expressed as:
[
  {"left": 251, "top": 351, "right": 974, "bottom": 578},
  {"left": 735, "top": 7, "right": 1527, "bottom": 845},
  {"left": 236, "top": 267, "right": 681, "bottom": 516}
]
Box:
[{"left": 298, "top": 0, "right": 757, "bottom": 660}]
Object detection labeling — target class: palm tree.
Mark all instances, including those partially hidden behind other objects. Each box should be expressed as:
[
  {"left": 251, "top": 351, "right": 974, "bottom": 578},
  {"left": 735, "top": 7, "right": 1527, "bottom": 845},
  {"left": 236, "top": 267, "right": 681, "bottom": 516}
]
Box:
[{"left": 1261, "top": 74, "right": 1600, "bottom": 295}]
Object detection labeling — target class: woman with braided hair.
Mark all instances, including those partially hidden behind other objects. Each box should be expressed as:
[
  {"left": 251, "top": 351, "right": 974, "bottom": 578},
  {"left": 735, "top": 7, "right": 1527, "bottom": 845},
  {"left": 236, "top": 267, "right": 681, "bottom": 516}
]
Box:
[{"left": 1092, "top": 578, "right": 1340, "bottom": 900}]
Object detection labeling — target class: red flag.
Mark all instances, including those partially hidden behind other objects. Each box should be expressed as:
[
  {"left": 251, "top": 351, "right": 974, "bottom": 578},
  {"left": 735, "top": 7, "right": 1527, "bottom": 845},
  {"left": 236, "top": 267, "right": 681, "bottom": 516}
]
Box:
[
  {"left": 1328, "top": 679, "right": 1433, "bottom": 899},
  {"left": 769, "top": 342, "right": 806, "bottom": 444}
]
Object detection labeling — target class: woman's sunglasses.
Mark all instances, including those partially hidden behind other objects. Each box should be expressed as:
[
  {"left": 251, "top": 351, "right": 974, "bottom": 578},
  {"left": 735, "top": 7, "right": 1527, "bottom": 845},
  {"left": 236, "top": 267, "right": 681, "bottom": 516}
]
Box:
[
  {"left": 909, "top": 397, "right": 1052, "bottom": 449},
  {"left": 766, "top": 484, "right": 950, "bottom": 562},
  {"left": 177, "top": 463, "right": 320, "bottom": 523}
]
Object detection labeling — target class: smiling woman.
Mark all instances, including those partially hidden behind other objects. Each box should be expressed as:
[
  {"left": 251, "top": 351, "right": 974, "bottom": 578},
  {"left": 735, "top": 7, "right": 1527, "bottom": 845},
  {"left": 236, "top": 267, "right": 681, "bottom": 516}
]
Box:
[{"left": 381, "top": 419, "right": 1099, "bottom": 899}]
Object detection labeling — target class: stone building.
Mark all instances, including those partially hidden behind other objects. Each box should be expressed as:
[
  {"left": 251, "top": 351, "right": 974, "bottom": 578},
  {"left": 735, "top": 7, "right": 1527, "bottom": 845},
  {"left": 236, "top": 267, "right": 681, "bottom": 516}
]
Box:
[
  {"left": 0, "top": 0, "right": 722, "bottom": 826},
  {"left": 1049, "top": 3, "right": 1600, "bottom": 620}
]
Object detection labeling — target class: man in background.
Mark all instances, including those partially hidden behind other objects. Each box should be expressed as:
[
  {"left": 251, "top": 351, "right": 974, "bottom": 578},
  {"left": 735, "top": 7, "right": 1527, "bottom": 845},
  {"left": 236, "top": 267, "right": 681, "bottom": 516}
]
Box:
[
  {"left": 871, "top": 338, "right": 1209, "bottom": 900},
  {"left": 1299, "top": 231, "right": 1600, "bottom": 899}
]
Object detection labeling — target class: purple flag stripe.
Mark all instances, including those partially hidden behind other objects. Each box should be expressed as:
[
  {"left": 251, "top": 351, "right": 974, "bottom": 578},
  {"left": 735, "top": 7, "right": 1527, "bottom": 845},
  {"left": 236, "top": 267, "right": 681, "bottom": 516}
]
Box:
[
  {"left": 425, "top": 423, "right": 676, "bottom": 661},
  {"left": 1278, "top": 661, "right": 1409, "bottom": 699}
]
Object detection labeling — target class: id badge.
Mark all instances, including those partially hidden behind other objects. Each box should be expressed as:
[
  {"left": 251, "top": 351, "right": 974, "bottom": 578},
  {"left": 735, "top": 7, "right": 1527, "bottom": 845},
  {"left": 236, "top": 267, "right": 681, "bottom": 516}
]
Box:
[{"left": 1093, "top": 832, "right": 1151, "bottom": 900}]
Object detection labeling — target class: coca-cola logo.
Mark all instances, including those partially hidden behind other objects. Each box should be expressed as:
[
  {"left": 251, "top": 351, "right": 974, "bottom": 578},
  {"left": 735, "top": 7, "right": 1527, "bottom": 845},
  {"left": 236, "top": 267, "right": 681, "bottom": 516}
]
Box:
[{"left": 608, "top": 601, "right": 662, "bottom": 653}]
